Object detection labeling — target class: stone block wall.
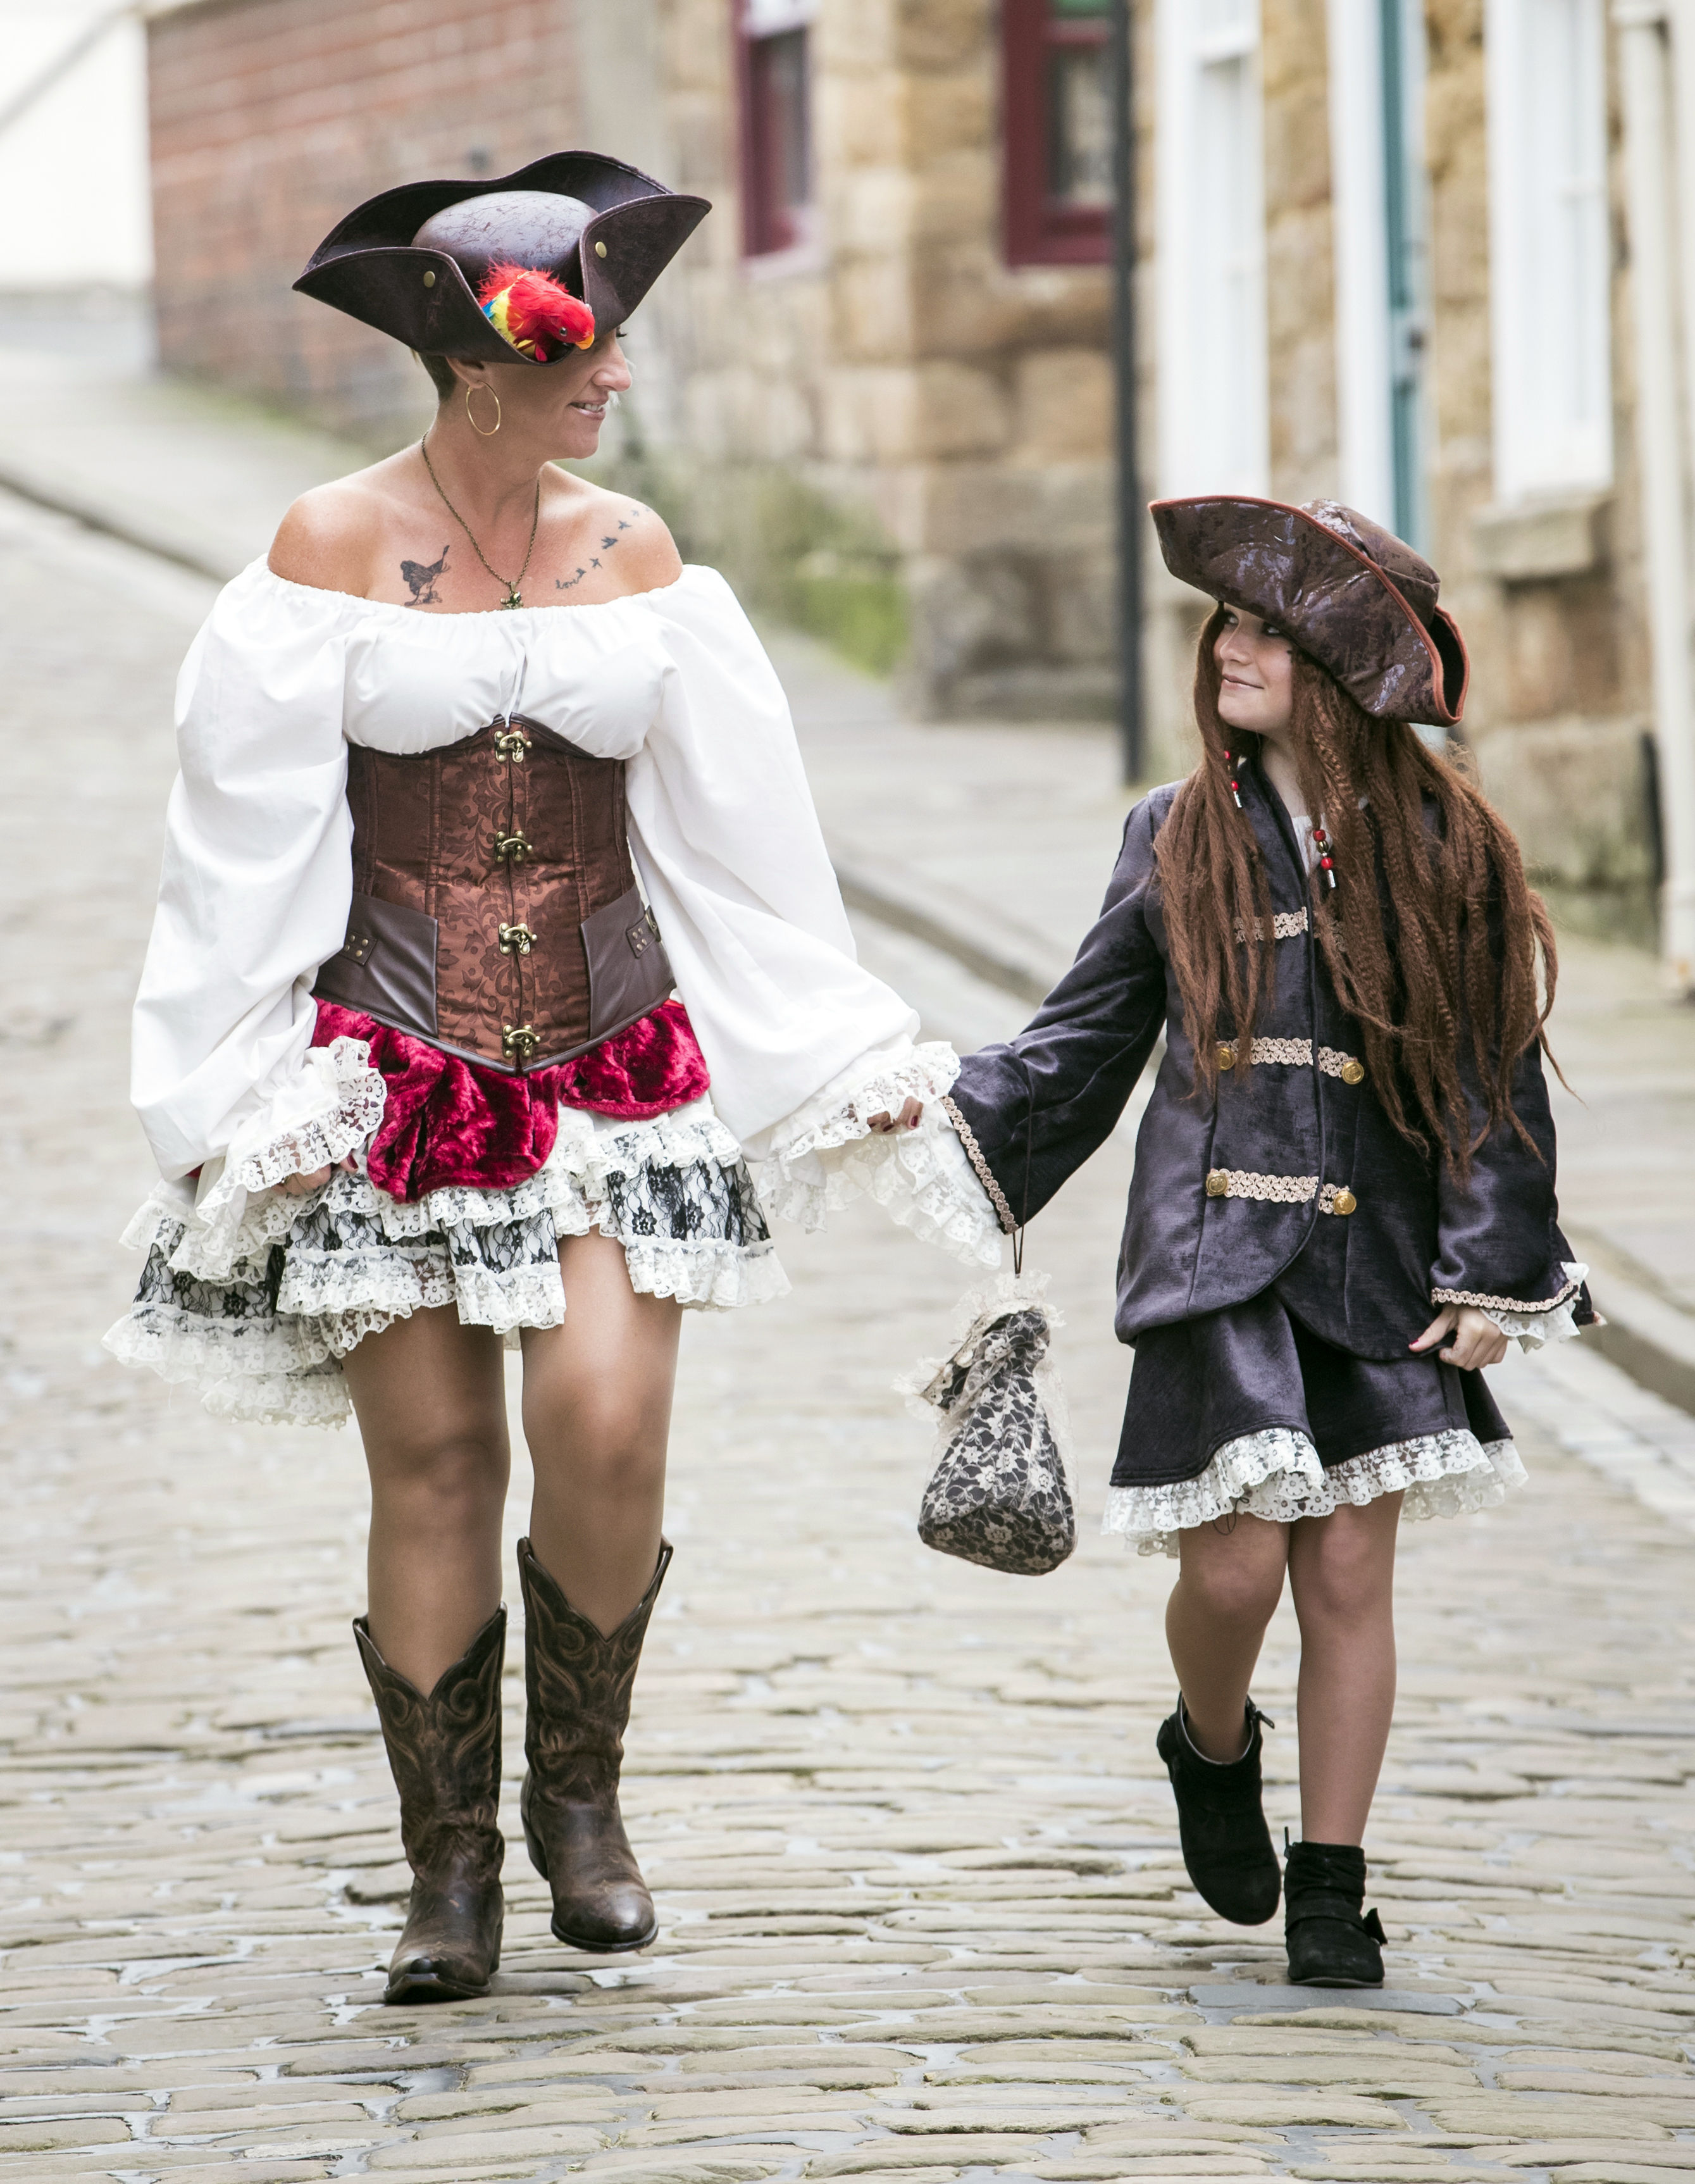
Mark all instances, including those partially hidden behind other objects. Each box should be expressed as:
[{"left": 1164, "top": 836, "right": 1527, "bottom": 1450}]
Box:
[
  {"left": 147, "top": 0, "right": 583, "bottom": 441},
  {"left": 645, "top": 0, "right": 1119, "bottom": 718}
]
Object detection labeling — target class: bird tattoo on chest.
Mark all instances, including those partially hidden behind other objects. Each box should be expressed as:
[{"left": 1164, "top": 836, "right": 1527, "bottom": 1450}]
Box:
[{"left": 400, "top": 544, "right": 451, "bottom": 606}]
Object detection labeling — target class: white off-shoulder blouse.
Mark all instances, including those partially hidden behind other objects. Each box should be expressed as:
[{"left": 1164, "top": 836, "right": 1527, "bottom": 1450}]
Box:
[{"left": 128, "top": 559, "right": 1003, "bottom": 1271}]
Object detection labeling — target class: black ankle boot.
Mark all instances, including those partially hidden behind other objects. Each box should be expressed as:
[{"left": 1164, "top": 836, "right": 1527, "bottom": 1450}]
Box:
[
  {"left": 1155, "top": 1697, "right": 1281, "bottom": 1925},
  {"left": 1284, "top": 1838, "right": 1386, "bottom": 1986}
]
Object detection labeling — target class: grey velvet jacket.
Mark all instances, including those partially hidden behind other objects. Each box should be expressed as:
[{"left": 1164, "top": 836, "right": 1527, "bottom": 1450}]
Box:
[{"left": 946, "top": 763, "right": 1590, "bottom": 1361}]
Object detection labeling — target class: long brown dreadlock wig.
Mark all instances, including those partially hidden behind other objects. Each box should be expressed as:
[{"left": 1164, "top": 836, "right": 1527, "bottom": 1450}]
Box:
[{"left": 1154, "top": 607, "right": 1559, "bottom": 1178}]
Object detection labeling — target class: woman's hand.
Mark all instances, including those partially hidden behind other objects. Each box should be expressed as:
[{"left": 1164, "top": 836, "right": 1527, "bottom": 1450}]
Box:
[
  {"left": 275, "top": 1154, "right": 358, "bottom": 1197},
  {"left": 867, "top": 1098, "right": 924, "bottom": 1135},
  {"left": 1410, "top": 1304, "right": 1508, "bottom": 1370}
]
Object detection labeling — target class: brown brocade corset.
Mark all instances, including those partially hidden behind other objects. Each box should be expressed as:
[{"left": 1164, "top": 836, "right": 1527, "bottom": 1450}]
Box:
[{"left": 311, "top": 715, "right": 674, "bottom": 1075}]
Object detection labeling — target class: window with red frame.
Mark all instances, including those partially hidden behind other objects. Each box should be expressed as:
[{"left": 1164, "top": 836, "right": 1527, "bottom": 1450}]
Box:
[
  {"left": 738, "top": 0, "right": 817, "bottom": 258},
  {"left": 1004, "top": 0, "right": 1114, "bottom": 266}
]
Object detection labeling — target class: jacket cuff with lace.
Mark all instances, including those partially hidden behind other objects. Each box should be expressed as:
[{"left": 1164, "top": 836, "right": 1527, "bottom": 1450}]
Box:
[{"left": 1432, "top": 1259, "right": 1593, "bottom": 1353}]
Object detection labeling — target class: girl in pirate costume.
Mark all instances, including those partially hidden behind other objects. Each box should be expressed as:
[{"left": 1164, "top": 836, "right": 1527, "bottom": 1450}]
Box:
[
  {"left": 943, "top": 497, "right": 1592, "bottom": 1986},
  {"left": 105, "top": 155, "right": 1000, "bottom": 2004}
]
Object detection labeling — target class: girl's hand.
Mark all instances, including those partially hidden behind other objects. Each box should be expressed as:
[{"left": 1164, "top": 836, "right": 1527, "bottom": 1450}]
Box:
[
  {"left": 1410, "top": 1303, "right": 1508, "bottom": 1370},
  {"left": 275, "top": 1154, "right": 357, "bottom": 1197},
  {"left": 867, "top": 1097, "right": 924, "bottom": 1135}
]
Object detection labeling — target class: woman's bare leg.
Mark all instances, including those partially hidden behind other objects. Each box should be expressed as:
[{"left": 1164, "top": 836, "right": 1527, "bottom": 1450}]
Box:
[
  {"left": 1287, "top": 1492, "right": 1401, "bottom": 1843},
  {"left": 1165, "top": 1516, "right": 1291, "bottom": 1757},
  {"left": 518, "top": 1230, "right": 683, "bottom": 1633},
  {"left": 342, "top": 1306, "right": 511, "bottom": 1693}
]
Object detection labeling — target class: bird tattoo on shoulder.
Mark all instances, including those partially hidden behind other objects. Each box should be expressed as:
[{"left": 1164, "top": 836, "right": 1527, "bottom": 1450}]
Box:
[{"left": 400, "top": 544, "right": 451, "bottom": 606}]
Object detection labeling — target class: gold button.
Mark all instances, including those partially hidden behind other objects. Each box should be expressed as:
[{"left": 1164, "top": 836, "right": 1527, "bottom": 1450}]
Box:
[
  {"left": 1341, "top": 1058, "right": 1365, "bottom": 1086},
  {"left": 423, "top": 269, "right": 436, "bottom": 287},
  {"left": 1331, "top": 1187, "right": 1357, "bottom": 1216},
  {"left": 1216, "top": 1041, "right": 1236, "bottom": 1071},
  {"left": 1205, "top": 1170, "right": 1229, "bottom": 1198},
  {"left": 593, "top": 239, "right": 608, "bottom": 258}
]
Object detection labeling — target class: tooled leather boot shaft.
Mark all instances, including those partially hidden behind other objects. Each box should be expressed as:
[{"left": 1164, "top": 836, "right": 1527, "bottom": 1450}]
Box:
[
  {"left": 519, "top": 1538, "right": 671, "bottom": 1805},
  {"left": 518, "top": 1537, "right": 671, "bottom": 1952},
  {"left": 355, "top": 1607, "right": 506, "bottom": 1878},
  {"left": 354, "top": 1605, "right": 507, "bottom": 2003},
  {"left": 333, "top": 716, "right": 664, "bottom": 1071}
]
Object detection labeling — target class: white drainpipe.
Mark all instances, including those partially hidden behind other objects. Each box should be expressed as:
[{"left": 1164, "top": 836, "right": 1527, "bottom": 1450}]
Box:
[{"left": 1615, "top": 2, "right": 1695, "bottom": 991}]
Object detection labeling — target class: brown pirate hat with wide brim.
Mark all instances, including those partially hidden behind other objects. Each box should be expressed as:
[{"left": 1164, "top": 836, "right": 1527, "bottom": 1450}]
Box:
[
  {"left": 294, "top": 151, "right": 709, "bottom": 365},
  {"left": 1151, "top": 495, "right": 1469, "bottom": 727}
]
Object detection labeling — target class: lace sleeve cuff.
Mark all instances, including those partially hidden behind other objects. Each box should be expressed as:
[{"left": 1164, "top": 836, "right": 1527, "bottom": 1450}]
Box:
[
  {"left": 121, "top": 1036, "right": 388, "bottom": 1282},
  {"left": 1449, "top": 1261, "right": 1591, "bottom": 1353},
  {"left": 749, "top": 1038, "right": 1005, "bottom": 1269}
]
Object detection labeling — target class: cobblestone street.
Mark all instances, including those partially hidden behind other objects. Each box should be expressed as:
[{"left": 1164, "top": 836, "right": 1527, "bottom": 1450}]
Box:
[{"left": 6, "top": 485, "right": 1695, "bottom": 2183}]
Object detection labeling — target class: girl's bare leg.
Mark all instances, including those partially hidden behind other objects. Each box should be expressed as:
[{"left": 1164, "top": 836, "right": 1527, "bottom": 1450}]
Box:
[
  {"left": 1286, "top": 1492, "right": 1402, "bottom": 1843},
  {"left": 342, "top": 1306, "right": 511, "bottom": 1693},
  {"left": 1165, "top": 1516, "right": 1291, "bottom": 1757},
  {"left": 518, "top": 1230, "right": 683, "bottom": 1632}
]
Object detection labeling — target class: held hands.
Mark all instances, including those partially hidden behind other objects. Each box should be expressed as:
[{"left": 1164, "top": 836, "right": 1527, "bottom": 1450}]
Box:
[{"left": 1410, "top": 1303, "right": 1509, "bottom": 1371}]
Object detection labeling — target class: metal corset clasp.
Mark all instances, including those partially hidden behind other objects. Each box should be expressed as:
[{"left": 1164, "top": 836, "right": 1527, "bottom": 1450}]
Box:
[
  {"left": 494, "top": 828, "right": 533, "bottom": 865},
  {"left": 494, "top": 727, "right": 529, "bottom": 762},
  {"left": 498, "top": 921, "right": 536, "bottom": 956},
  {"left": 502, "top": 1023, "right": 540, "bottom": 1064}
]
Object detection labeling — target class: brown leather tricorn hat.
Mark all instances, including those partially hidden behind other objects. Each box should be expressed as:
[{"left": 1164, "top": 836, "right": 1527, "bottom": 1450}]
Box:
[
  {"left": 294, "top": 151, "right": 709, "bottom": 365},
  {"left": 1151, "top": 494, "right": 1469, "bottom": 727}
]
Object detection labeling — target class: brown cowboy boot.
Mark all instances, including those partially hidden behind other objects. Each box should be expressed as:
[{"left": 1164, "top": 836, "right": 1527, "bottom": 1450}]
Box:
[
  {"left": 354, "top": 1606, "right": 506, "bottom": 2004},
  {"left": 517, "top": 1536, "right": 671, "bottom": 1952}
]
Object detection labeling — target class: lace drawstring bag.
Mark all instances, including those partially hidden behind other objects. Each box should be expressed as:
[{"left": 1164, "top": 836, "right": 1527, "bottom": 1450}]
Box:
[{"left": 898, "top": 1267, "right": 1076, "bottom": 1576}]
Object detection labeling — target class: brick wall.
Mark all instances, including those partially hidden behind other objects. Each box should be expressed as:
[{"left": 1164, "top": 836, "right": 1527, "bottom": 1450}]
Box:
[{"left": 147, "top": 0, "right": 582, "bottom": 438}]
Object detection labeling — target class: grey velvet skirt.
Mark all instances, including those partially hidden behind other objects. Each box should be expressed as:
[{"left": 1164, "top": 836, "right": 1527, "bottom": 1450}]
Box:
[{"left": 1104, "top": 1284, "right": 1522, "bottom": 1556}]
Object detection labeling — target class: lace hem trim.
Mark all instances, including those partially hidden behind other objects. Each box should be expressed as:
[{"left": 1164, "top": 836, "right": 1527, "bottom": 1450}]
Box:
[
  {"left": 752, "top": 1042, "right": 1003, "bottom": 1270},
  {"left": 1102, "top": 1426, "right": 1527, "bottom": 1557},
  {"left": 131, "top": 1096, "right": 748, "bottom": 1283}
]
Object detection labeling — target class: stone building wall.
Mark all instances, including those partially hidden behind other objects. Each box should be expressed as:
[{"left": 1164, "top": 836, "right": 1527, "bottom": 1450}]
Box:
[
  {"left": 645, "top": 0, "right": 1118, "bottom": 718},
  {"left": 1261, "top": 0, "right": 1338, "bottom": 504}
]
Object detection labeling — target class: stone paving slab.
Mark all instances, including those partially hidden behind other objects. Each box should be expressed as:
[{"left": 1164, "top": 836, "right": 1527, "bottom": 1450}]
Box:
[{"left": 3, "top": 487, "right": 1695, "bottom": 2184}]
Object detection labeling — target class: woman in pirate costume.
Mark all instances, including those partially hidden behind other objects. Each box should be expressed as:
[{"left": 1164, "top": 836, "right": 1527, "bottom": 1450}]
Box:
[
  {"left": 106, "top": 155, "right": 999, "bottom": 2003},
  {"left": 943, "top": 497, "right": 1591, "bottom": 1986}
]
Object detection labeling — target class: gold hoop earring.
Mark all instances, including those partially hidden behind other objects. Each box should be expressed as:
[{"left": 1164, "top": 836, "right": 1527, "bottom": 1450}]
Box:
[{"left": 465, "top": 383, "right": 502, "bottom": 437}]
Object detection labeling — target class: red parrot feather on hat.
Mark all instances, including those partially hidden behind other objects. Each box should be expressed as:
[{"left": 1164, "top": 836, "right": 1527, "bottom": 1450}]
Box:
[{"left": 478, "top": 263, "right": 596, "bottom": 362}]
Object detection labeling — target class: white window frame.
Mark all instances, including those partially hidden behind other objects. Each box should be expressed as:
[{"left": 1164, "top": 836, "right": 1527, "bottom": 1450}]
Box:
[
  {"left": 1485, "top": 0, "right": 1613, "bottom": 500},
  {"left": 1326, "top": 0, "right": 1394, "bottom": 524},
  {"left": 1155, "top": 0, "right": 1269, "bottom": 497}
]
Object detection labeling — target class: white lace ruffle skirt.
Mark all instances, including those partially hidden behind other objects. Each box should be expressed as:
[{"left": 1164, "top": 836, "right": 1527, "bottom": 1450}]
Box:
[
  {"left": 1104, "top": 1287, "right": 1526, "bottom": 1556},
  {"left": 104, "top": 1095, "right": 786, "bottom": 1429}
]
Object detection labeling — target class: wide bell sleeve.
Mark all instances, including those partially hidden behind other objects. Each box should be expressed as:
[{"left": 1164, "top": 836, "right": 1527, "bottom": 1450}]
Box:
[
  {"left": 123, "top": 565, "right": 385, "bottom": 1277},
  {"left": 626, "top": 568, "right": 1001, "bottom": 1266}
]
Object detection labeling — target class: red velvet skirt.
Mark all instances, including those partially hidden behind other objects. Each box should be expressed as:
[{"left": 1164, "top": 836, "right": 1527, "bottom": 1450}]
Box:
[{"left": 310, "top": 998, "right": 711, "bottom": 1204}]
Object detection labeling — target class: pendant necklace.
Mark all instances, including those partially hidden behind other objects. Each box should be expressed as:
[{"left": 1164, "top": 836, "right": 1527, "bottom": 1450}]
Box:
[{"left": 419, "top": 437, "right": 540, "bottom": 609}]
